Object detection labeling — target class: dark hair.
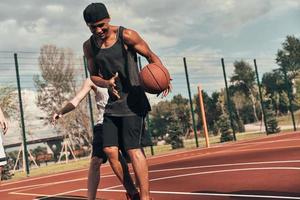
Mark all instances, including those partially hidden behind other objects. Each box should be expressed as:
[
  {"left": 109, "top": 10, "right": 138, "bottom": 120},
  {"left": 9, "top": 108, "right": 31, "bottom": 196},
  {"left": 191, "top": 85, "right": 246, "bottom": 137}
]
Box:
[{"left": 83, "top": 3, "right": 110, "bottom": 23}]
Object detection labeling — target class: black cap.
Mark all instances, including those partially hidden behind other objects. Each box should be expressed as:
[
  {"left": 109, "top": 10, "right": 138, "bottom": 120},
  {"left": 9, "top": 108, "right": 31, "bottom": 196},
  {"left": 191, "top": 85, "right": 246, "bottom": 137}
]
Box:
[{"left": 83, "top": 3, "right": 110, "bottom": 24}]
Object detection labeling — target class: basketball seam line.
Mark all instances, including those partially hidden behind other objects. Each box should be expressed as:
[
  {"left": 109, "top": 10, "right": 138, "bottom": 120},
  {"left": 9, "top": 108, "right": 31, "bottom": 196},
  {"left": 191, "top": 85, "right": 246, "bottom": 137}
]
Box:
[{"left": 147, "top": 65, "right": 162, "bottom": 91}]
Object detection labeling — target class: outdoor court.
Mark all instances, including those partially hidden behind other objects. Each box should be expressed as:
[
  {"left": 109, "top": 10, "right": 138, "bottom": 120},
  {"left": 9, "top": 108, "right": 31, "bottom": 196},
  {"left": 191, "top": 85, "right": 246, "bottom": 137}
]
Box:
[{"left": 1, "top": 132, "right": 300, "bottom": 200}]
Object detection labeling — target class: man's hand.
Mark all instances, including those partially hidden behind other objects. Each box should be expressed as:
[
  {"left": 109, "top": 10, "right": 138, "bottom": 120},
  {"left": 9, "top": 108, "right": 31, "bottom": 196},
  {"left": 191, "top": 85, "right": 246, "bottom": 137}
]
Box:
[
  {"left": 0, "top": 120, "right": 8, "bottom": 135},
  {"left": 107, "top": 73, "right": 120, "bottom": 99},
  {"left": 52, "top": 113, "right": 62, "bottom": 126},
  {"left": 158, "top": 79, "right": 173, "bottom": 98}
]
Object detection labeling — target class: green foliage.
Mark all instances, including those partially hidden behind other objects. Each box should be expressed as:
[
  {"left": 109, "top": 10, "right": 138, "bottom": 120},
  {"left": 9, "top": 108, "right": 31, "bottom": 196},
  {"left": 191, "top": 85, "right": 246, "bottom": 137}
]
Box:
[
  {"left": 218, "top": 114, "right": 234, "bottom": 142},
  {"left": 262, "top": 71, "right": 286, "bottom": 115},
  {"left": 276, "top": 35, "right": 300, "bottom": 79},
  {"left": 264, "top": 100, "right": 280, "bottom": 134},
  {"left": 30, "top": 146, "right": 48, "bottom": 157},
  {"left": 164, "top": 111, "right": 185, "bottom": 149},
  {"left": 0, "top": 86, "right": 18, "bottom": 120},
  {"left": 230, "top": 60, "right": 258, "bottom": 122},
  {"left": 150, "top": 94, "right": 190, "bottom": 149},
  {"left": 194, "top": 91, "right": 222, "bottom": 132},
  {"left": 231, "top": 60, "right": 256, "bottom": 90}
]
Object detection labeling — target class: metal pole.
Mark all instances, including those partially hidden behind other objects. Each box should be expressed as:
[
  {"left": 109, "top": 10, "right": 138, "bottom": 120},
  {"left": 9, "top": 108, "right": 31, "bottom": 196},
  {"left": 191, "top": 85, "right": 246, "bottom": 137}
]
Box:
[
  {"left": 253, "top": 59, "right": 268, "bottom": 134},
  {"left": 14, "top": 53, "right": 30, "bottom": 176},
  {"left": 281, "top": 64, "right": 296, "bottom": 131},
  {"left": 138, "top": 56, "right": 154, "bottom": 155},
  {"left": 183, "top": 57, "right": 199, "bottom": 147},
  {"left": 197, "top": 85, "right": 210, "bottom": 148},
  {"left": 83, "top": 56, "right": 95, "bottom": 132},
  {"left": 221, "top": 58, "right": 237, "bottom": 141}
]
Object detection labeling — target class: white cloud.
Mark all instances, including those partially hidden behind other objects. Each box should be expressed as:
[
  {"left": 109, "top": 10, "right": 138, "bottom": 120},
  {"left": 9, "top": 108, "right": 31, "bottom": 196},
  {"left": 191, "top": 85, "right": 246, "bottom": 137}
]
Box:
[{"left": 46, "top": 5, "right": 64, "bottom": 13}]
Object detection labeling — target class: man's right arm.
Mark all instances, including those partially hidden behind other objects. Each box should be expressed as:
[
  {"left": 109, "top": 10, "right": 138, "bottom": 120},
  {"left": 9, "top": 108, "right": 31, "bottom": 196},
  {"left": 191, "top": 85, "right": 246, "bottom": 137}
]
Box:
[
  {"left": 83, "top": 40, "right": 120, "bottom": 98},
  {"left": 83, "top": 41, "right": 110, "bottom": 88}
]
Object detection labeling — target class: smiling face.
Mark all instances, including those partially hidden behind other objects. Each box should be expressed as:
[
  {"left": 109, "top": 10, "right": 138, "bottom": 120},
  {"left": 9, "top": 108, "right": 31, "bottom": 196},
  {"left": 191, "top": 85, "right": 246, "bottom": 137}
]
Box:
[{"left": 87, "top": 18, "right": 111, "bottom": 40}]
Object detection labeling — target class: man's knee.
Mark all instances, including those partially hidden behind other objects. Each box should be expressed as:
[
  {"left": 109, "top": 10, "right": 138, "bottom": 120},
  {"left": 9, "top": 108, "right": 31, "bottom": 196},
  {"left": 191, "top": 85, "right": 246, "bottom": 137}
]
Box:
[
  {"left": 127, "top": 148, "right": 145, "bottom": 160},
  {"left": 103, "top": 146, "right": 118, "bottom": 158}
]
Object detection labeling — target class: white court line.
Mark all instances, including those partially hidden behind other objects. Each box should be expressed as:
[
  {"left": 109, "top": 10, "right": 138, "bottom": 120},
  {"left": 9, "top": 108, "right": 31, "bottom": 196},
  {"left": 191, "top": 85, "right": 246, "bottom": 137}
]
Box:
[
  {"left": 6, "top": 159, "right": 300, "bottom": 193},
  {"left": 226, "top": 138, "right": 300, "bottom": 149},
  {"left": 3, "top": 135, "right": 299, "bottom": 187},
  {"left": 96, "top": 189, "right": 300, "bottom": 199},
  {"left": 148, "top": 159, "right": 300, "bottom": 173},
  {"left": 3, "top": 173, "right": 114, "bottom": 193},
  {"left": 9, "top": 188, "right": 82, "bottom": 200},
  {"left": 33, "top": 189, "right": 83, "bottom": 200},
  {"left": 150, "top": 167, "right": 300, "bottom": 182},
  {"left": 167, "top": 145, "right": 300, "bottom": 166},
  {"left": 104, "top": 166, "right": 300, "bottom": 190},
  {"left": 3, "top": 135, "right": 299, "bottom": 194},
  {"left": 0, "top": 166, "right": 93, "bottom": 186}
]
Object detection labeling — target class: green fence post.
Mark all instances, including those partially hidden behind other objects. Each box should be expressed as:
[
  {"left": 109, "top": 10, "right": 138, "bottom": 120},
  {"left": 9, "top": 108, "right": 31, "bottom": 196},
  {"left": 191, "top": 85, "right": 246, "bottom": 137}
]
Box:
[
  {"left": 253, "top": 59, "right": 268, "bottom": 134},
  {"left": 183, "top": 57, "right": 199, "bottom": 147},
  {"left": 14, "top": 53, "right": 30, "bottom": 176},
  {"left": 221, "top": 58, "right": 237, "bottom": 141}
]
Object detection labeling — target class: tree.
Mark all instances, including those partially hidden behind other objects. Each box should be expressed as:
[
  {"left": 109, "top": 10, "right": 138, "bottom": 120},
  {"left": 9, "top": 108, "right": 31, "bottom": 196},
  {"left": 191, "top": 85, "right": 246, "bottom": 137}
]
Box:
[
  {"left": 0, "top": 86, "right": 18, "bottom": 120},
  {"left": 276, "top": 35, "right": 300, "bottom": 113},
  {"left": 276, "top": 35, "right": 300, "bottom": 80},
  {"left": 34, "top": 45, "right": 91, "bottom": 149},
  {"left": 230, "top": 60, "right": 259, "bottom": 121},
  {"left": 264, "top": 100, "right": 280, "bottom": 134},
  {"left": 149, "top": 101, "right": 171, "bottom": 140},
  {"left": 150, "top": 95, "right": 191, "bottom": 149},
  {"left": 194, "top": 91, "right": 222, "bottom": 132},
  {"left": 218, "top": 113, "right": 234, "bottom": 142}
]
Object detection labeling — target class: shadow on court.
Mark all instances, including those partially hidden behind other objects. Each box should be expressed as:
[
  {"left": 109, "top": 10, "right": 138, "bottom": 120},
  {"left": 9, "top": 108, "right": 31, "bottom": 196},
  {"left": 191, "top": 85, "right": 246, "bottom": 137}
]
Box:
[
  {"left": 192, "top": 190, "right": 300, "bottom": 200},
  {"left": 36, "top": 195, "right": 109, "bottom": 200}
]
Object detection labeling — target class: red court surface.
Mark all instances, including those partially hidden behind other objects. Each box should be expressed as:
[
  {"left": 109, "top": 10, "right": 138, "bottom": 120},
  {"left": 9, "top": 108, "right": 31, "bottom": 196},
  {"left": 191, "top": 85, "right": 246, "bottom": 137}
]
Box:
[{"left": 1, "top": 132, "right": 300, "bottom": 200}]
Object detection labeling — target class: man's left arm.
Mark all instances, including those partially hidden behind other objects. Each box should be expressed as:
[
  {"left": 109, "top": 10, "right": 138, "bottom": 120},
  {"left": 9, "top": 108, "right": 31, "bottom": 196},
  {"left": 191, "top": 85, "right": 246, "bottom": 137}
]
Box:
[
  {"left": 123, "top": 29, "right": 162, "bottom": 65},
  {"left": 123, "top": 29, "right": 172, "bottom": 96}
]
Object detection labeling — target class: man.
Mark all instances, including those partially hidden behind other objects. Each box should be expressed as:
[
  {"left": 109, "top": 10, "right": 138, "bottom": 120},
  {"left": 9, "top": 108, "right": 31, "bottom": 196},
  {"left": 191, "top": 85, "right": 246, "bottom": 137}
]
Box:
[
  {"left": 52, "top": 78, "right": 139, "bottom": 200},
  {"left": 82, "top": 3, "right": 171, "bottom": 200},
  {"left": 0, "top": 106, "right": 8, "bottom": 181}
]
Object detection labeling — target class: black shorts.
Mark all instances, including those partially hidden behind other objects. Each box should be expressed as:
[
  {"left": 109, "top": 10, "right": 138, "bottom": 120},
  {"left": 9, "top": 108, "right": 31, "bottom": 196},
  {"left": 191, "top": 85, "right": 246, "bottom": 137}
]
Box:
[
  {"left": 92, "top": 124, "right": 107, "bottom": 163},
  {"left": 102, "top": 115, "right": 153, "bottom": 150},
  {"left": 92, "top": 124, "right": 130, "bottom": 162}
]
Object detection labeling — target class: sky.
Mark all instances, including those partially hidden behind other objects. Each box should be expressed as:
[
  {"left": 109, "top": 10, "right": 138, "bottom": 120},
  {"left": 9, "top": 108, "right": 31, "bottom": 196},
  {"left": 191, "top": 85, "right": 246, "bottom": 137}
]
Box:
[
  {"left": 0, "top": 0, "right": 299, "bottom": 93},
  {"left": 1, "top": 0, "right": 300, "bottom": 145},
  {"left": 0, "top": 0, "right": 299, "bottom": 55}
]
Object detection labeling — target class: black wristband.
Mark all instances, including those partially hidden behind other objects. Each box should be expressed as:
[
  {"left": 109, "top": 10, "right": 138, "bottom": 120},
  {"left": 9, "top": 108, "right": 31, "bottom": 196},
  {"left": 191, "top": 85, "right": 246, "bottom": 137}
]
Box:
[{"left": 57, "top": 103, "right": 75, "bottom": 115}]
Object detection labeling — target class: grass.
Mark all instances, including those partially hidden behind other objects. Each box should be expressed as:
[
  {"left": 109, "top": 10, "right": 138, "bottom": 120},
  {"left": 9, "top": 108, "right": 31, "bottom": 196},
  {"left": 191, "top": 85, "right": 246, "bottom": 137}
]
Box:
[
  {"left": 277, "top": 110, "right": 300, "bottom": 126},
  {"left": 7, "top": 158, "right": 90, "bottom": 182},
  {"left": 5, "top": 130, "right": 281, "bottom": 183}
]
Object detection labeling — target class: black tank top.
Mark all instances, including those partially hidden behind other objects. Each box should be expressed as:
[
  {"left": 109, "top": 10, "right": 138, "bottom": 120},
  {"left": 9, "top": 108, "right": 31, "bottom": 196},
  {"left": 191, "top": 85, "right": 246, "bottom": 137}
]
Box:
[{"left": 90, "top": 26, "right": 151, "bottom": 116}]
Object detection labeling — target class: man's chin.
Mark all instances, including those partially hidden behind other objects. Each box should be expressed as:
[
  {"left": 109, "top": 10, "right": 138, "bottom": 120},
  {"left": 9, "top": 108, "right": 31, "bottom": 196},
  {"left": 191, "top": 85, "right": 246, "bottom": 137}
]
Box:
[{"left": 94, "top": 34, "right": 105, "bottom": 40}]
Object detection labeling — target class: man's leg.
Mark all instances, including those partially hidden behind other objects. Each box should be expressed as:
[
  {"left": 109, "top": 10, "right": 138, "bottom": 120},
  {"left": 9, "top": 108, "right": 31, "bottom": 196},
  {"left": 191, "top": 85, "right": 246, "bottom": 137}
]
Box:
[
  {"left": 104, "top": 147, "right": 138, "bottom": 196},
  {"left": 127, "top": 149, "right": 149, "bottom": 200},
  {"left": 87, "top": 157, "right": 102, "bottom": 200},
  {"left": 122, "top": 115, "right": 150, "bottom": 200}
]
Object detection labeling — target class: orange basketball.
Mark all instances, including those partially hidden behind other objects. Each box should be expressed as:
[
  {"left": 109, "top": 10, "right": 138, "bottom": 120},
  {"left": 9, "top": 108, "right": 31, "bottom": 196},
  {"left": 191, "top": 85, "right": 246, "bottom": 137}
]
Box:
[{"left": 139, "top": 63, "right": 170, "bottom": 94}]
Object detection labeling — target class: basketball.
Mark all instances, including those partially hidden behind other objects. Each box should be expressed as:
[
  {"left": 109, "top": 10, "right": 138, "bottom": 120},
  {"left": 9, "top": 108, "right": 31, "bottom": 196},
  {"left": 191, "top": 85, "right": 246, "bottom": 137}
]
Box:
[{"left": 139, "top": 63, "right": 170, "bottom": 94}]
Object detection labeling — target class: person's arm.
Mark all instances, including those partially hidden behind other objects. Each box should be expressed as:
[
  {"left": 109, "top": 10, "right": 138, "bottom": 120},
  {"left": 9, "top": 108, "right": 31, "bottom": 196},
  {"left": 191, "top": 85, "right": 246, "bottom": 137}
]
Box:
[
  {"left": 83, "top": 40, "right": 120, "bottom": 98},
  {"left": 123, "top": 29, "right": 172, "bottom": 96},
  {"left": 0, "top": 107, "right": 8, "bottom": 134},
  {"left": 52, "top": 79, "right": 93, "bottom": 125},
  {"left": 123, "top": 29, "right": 163, "bottom": 66}
]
